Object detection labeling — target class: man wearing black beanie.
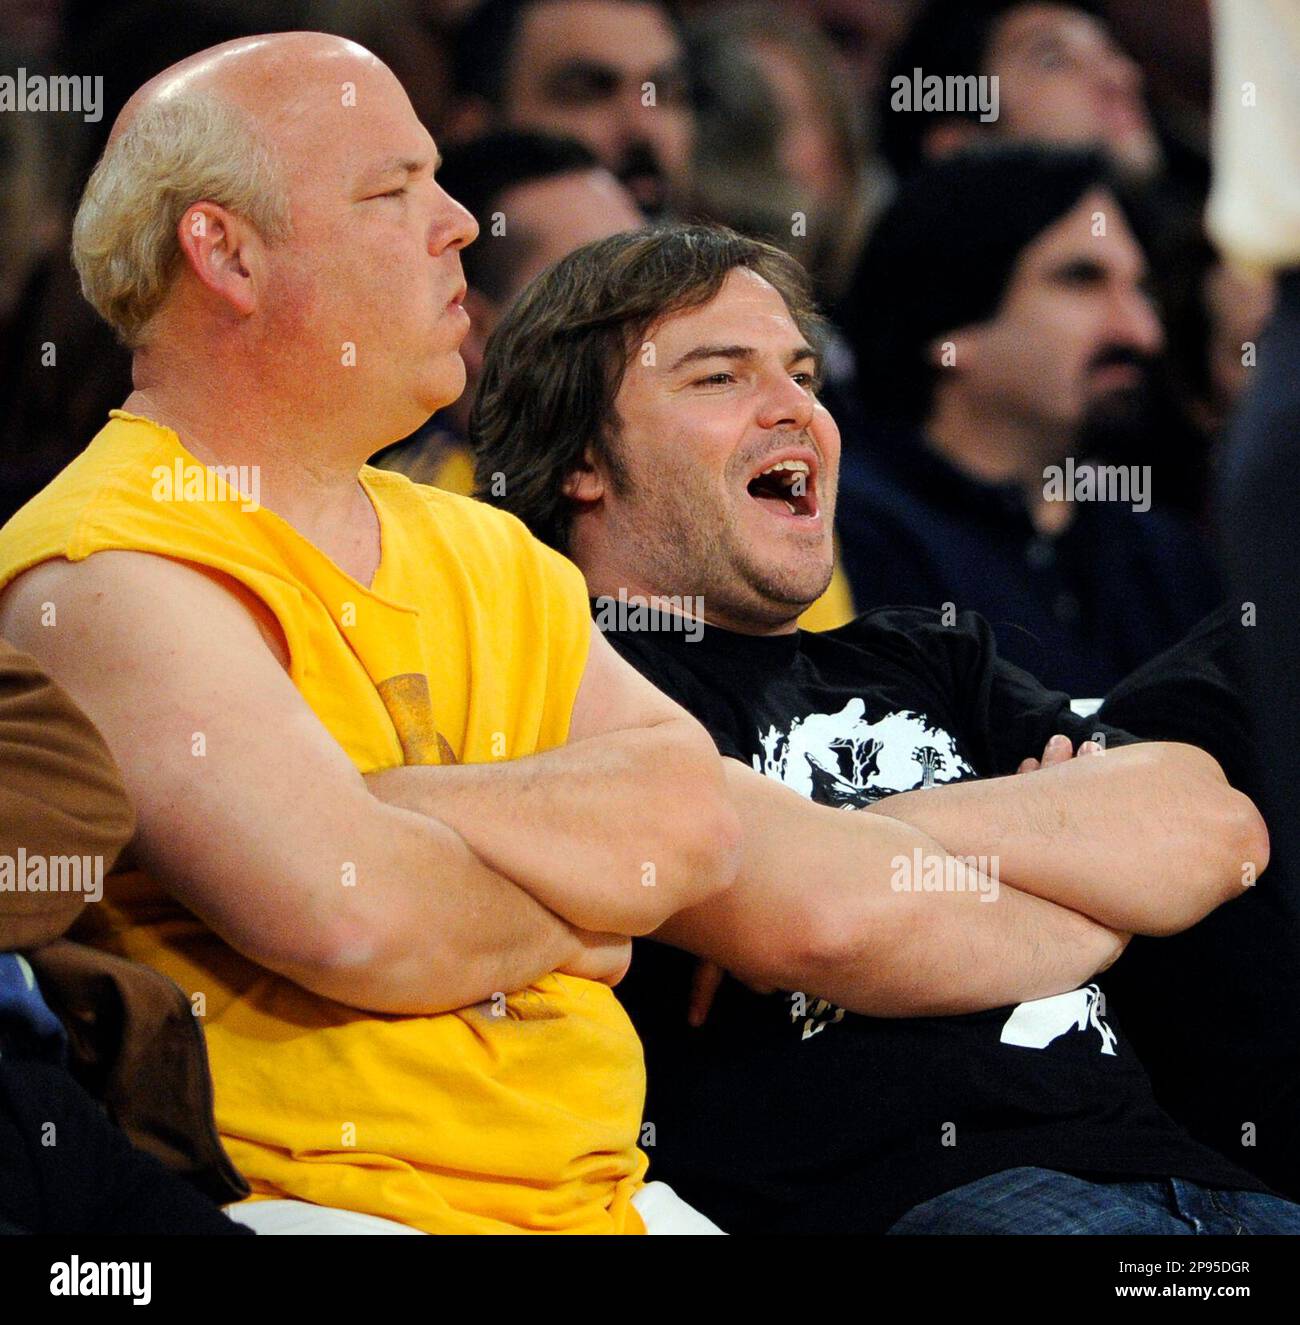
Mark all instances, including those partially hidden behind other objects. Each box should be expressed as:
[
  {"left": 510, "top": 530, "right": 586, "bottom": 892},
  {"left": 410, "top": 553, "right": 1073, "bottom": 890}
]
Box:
[{"left": 834, "top": 145, "right": 1218, "bottom": 697}]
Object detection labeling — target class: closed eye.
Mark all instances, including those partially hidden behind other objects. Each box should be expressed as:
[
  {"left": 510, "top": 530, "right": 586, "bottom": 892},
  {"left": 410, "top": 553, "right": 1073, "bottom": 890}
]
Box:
[{"left": 369, "top": 186, "right": 408, "bottom": 200}]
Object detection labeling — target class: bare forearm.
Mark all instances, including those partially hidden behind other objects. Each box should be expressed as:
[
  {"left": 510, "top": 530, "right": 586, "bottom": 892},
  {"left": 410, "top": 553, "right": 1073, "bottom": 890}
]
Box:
[
  {"left": 366, "top": 719, "right": 737, "bottom": 934},
  {"left": 193, "top": 805, "right": 585, "bottom": 1016},
  {"left": 862, "top": 743, "right": 1268, "bottom": 934},
  {"left": 654, "top": 761, "right": 1125, "bottom": 1015}
]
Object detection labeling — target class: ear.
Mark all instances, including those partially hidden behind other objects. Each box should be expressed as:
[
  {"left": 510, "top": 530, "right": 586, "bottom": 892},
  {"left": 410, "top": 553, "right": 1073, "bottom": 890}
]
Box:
[
  {"left": 174, "top": 202, "right": 260, "bottom": 318},
  {"left": 562, "top": 445, "right": 605, "bottom": 504}
]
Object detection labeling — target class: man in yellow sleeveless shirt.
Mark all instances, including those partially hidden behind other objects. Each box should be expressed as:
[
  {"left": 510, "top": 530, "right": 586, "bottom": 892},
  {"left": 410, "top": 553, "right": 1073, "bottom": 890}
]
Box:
[{"left": 0, "top": 32, "right": 742, "bottom": 1234}]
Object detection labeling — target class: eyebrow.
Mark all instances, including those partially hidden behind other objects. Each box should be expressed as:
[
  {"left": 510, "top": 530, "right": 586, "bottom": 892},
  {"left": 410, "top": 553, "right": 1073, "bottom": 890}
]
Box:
[
  {"left": 666, "top": 343, "right": 819, "bottom": 373},
  {"left": 358, "top": 152, "right": 440, "bottom": 188}
]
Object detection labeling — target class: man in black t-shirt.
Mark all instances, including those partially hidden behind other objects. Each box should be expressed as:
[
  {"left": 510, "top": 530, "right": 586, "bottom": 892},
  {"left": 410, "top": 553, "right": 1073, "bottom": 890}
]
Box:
[{"left": 472, "top": 223, "right": 1300, "bottom": 1233}]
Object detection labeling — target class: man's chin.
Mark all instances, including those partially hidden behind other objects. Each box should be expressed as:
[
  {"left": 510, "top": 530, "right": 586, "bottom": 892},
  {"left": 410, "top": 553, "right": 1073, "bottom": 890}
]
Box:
[{"left": 745, "top": 560, "right": 836, "bottom": 616}]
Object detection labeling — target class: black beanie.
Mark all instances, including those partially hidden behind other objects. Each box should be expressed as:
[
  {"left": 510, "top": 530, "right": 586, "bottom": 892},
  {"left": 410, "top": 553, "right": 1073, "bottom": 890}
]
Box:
[{"left": 839, "top": 144, "right": 1114, "bottom": 424}]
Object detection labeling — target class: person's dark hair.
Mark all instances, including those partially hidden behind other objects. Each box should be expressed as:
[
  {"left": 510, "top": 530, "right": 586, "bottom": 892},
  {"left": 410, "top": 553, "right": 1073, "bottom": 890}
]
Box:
[
  {"left": 839, "top": 144, "right": 1115, "bottom": 424},
  {"left": 436, "top": 132, "right": 601, "bottom": 302},
  {"left": 451, "top": 0, "right": 531, "bottom": 107},
  {"left": 471, "top": 222, "right": 827, "bottom": 550},
  {"left": 879, "top": 0, "right": 1103, "bottom": 179}
]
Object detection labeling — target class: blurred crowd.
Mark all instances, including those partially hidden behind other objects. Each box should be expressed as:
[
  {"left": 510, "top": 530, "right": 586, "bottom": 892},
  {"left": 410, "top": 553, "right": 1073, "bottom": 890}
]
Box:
[
  {"left": 3, "top": 1, "right": 1300, "bottom": 1242},
  {"left": 0, "top": 0, "right": 1277, "bottom": 689}
]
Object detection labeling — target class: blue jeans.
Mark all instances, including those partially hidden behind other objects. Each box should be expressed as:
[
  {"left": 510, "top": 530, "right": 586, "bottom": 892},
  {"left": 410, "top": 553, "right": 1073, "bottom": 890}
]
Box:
[{"left": 887, "top": 1167, "right": 1300, "bottom": 1235}]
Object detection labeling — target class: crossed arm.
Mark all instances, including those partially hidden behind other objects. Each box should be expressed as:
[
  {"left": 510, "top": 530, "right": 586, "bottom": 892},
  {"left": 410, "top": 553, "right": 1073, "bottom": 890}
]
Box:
[
  {"left": 646, "top": 735, "right": 1267, "bottom": 1019},
  {"left": 862, "top": 738, "right": 1268, "bottom": 936},
  {"left": 0, "top": 552, "right": 738, "bottom": 1015}
]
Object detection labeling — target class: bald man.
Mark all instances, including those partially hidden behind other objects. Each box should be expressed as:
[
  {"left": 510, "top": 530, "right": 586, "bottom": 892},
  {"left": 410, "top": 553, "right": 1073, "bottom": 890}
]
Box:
[{"left": 0, "top": 33, "right": 739, "bottom": 1235}]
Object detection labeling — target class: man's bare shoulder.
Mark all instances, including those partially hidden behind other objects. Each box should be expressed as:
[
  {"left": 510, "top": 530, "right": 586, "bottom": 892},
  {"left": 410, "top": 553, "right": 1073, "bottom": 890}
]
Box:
[{"left": 0, "top": 551, "right": 288, "bottom": 670}]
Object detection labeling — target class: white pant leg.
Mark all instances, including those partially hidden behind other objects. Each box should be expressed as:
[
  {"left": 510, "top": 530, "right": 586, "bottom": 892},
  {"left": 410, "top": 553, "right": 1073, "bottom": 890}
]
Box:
[
  {"left": 225, "top": 1199, "right": 428, "bottom": 1235},
  {"left": 631, "top": 1181, "right": 727, "bottom": 1235},
  {"left": 227, "top": 1185, "right": 726, "bottom": 1235}
]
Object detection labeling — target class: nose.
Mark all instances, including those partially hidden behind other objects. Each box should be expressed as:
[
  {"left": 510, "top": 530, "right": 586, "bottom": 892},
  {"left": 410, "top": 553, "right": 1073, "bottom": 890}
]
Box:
[
  {"left": 1110, "top": 284, "right": 1164, "bottom": 357},
  {"left": 429, "top": 183, "right": 479, "bottom": 255},
  {"left": 1097, "top": 43, "right": 1143, "bottom": 101},
  {"left": 755, "top": 366, "right": 816, "bottom": 432}
]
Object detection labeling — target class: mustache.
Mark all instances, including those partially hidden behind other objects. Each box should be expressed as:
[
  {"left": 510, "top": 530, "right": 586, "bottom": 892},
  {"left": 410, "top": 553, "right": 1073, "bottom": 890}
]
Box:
[
  {"left": 616, "top": 140, "right": 664, "bottom": 185},
  {"left": 1086, "top": 345, "right": 1151, "bottom": 376},
  {"left": 740, "top": 431, "right": 821, "bottom": 473}
]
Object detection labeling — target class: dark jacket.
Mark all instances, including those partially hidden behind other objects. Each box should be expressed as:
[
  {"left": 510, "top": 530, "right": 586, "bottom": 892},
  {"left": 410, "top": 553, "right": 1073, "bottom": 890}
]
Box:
[{"left": 0, "top": 637, "right": 247, "bottom": 1205}]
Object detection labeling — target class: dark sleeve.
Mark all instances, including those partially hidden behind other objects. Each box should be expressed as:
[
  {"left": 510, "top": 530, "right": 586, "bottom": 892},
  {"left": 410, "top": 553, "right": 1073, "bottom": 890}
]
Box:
[
  {"left": 0, "top": 639, "right": 136, "bottom": 950},
  {"left": 1098, "top": 603, "right": 1252, "bottom": 788},
  {"left": 599, "top": 629, "right": 748, "bottom": 762},
  {"left": 873, "top": 606, "right": 1142, "bottom": 777}
]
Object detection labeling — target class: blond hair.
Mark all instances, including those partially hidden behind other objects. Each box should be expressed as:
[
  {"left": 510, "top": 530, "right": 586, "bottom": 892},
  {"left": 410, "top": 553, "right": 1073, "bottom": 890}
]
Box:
[{"left": 71, "top": 93, "right": 292, "bottom": 347}]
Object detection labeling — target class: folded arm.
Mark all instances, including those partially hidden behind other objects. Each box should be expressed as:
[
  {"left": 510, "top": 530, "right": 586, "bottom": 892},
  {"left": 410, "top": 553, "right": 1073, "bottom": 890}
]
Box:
[
  {"left": 0, "top": 552, "right": 628, "bottom": 1015},
  {"left": 366, "top": 623, "right": 741, "bottom": 935},
  {"left": 652, "top": 759, "right": 1127, "bottom": 1017},
  {"left": 862, "top": 741, "right": 1268, "bottom": 935}
]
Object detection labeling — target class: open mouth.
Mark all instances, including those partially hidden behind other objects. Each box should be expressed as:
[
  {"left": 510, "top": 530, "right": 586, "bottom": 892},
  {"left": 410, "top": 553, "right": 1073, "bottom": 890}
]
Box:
[{"left": 746, "top": 457, "right": 819, "bottom": 519}]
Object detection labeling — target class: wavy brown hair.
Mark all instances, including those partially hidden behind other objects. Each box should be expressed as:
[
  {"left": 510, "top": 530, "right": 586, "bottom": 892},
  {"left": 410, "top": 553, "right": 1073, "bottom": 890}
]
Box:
[{"left": 470, "top": 223, "right": 826, "bottom": 551}]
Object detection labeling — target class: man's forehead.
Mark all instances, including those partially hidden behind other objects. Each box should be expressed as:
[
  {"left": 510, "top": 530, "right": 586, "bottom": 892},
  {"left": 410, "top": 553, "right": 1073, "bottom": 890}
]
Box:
[
  {"left": 1022, "top": 191, "right": 1144, "bottom": 268},
  {"left": 516, "top": 0, "right": 681, "bottom": 72},
  {"left": 649, "top": 271, "right": 806, "bottom": 351},
  {"left": 992, "top": 4, "right": 1111, "bottom": 59}
]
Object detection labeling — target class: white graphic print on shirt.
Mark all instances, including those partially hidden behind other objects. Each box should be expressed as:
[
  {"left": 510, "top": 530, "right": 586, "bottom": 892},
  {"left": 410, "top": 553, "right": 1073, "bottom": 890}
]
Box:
[
  {"left": 1000, "top": 983, "right": 1118, "bottom": 1056},
  {"left": 753, "top": 700, "right": 976, "bottom": 809},
  {"left": 753, "top": 701, "right": 1114, "bottom": 1054}
]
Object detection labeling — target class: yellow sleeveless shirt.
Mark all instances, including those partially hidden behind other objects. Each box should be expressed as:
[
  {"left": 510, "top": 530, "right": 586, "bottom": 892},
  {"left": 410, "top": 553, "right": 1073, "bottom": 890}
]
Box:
[{"left": 0, "top": 411, "right": 649, "bottom": 1233}]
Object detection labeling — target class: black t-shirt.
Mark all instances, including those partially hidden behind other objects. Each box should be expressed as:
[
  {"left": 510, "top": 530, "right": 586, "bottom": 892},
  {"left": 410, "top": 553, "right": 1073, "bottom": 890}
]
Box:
[{"left": 602, "top": 603, "right": 1264, "bottom": 1233}]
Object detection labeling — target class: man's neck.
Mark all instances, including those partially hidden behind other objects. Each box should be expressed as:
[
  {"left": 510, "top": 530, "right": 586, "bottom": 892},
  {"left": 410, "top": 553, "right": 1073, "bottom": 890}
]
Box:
[
  {"left": 123, "top": 366, "right": 382, "bottom": 585},
  {"left": 925, "top": 392, "right": 1074, "bottom": 536}
]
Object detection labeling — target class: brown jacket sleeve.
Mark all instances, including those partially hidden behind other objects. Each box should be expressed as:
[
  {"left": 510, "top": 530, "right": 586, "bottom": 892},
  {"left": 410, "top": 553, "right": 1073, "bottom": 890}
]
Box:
[{"left": 0, "top": 635, "right": 135, "bottom": 948}]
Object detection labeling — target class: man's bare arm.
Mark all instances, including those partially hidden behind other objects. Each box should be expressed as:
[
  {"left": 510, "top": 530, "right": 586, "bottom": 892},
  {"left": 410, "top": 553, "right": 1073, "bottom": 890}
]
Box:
[
  {"left": 652, "top": 760, "right": 1127, "bottom": 1017},
  {"left": 0, "top": 552, "right": 627, "bottom": 1014},
  {"left": 366, "top": 623, "right": 741, "bottom": 935},
  {"left": 862, "top": 742, "right": 1268, "bottom": 935}
]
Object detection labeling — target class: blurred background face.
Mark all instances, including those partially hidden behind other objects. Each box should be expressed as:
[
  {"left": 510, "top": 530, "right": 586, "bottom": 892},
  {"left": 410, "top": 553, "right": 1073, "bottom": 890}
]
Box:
[
  {"left": 259, "top": 64, "right": 477, "bottom": 444},
  {"left": 453, "top": 163, "right": 643, "bottom": 426},
  {"left": 944, "top": 188, "right": 1164, "bottom": 446},
  {"left": 592, "top": 268, "right": 839, "bottom": 625},
  {"left": 985, "top": 3, "right": 1161, "bottom": 178},
  {"left": 789, "top": 0, "right": 922, "bottom": 99},
  {"left": 496, "top": 166, "right": 645, "bottom": 293},
  {"left": 502, "top": 0, "right": 693, "bottom": 214},
  {"left": 750, "top": 36, "right": 847, "bottom": 214}
]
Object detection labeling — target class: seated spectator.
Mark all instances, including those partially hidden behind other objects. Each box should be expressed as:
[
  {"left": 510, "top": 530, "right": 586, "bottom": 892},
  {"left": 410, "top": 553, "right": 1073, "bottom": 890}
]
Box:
[
  {"left": 0, "top": 637, "right": 248, "bottom": 1234},
  {"left": 472, "top": 221, "right": 1300, "bottom": 1235},
  {"left": 0, "top": 32, "right": 741, "bottom": 1235},
  {"left": 879, "top": 0, "right": 1162, "bottom": 184},
  {"left": 448, "top": 0, "right": 692, "bottom": 217},
  {"left": 836, "top": 146, "right": 1219, "bottom": 695}
]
